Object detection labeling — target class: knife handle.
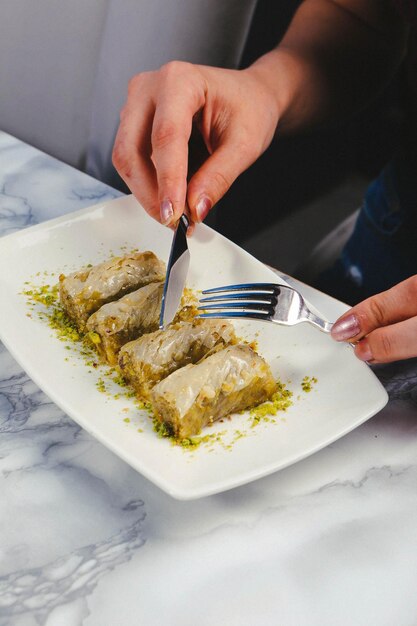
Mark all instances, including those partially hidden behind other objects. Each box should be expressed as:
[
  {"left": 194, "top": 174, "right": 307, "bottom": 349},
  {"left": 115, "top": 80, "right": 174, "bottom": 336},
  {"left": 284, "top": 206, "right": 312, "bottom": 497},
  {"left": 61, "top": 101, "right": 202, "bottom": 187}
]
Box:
[{"left": 180, "top": 213, "right": 189, "bottom": 231}]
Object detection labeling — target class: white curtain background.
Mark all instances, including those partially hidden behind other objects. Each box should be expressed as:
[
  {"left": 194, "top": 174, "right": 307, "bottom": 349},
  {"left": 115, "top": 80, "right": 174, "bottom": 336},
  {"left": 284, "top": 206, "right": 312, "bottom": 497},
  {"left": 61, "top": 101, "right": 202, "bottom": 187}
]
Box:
[
  {"left": 0, "top": 0, "right": 257, "bottom": 185},
  {"left": 0, "top": 0, "right": 109, "bottom": 168}
]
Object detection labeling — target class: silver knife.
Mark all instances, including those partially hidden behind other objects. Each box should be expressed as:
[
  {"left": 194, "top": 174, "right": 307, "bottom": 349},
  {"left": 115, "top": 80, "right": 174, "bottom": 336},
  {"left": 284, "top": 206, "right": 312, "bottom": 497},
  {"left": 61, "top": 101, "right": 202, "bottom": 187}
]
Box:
[{"left": 159, "top": 214, "right": 190, "bottom": 329}]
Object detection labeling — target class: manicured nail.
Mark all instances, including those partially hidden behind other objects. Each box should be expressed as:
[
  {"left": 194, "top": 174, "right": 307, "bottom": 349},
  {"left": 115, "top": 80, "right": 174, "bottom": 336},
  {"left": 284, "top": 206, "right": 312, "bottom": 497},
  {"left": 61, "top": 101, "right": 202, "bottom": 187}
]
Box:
[
  {"left": 195, "top": 196, "right": 212, "bottom": 223},
  {"left": 331, "top": 314, "right": 360, "bottom": 341},
  {"left": 356, "top": 340, "right": 373, "bottom": 362},
  {"left": 160, "top": 198, "right": 173, "bottom": 225}
]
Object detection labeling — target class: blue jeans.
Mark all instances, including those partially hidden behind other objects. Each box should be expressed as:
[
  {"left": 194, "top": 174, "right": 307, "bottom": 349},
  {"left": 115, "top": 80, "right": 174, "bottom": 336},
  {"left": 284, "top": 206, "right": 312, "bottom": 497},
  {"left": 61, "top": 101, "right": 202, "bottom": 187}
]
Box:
[{"left": 315, "top": 149, "right": 417, "bottom": 305}]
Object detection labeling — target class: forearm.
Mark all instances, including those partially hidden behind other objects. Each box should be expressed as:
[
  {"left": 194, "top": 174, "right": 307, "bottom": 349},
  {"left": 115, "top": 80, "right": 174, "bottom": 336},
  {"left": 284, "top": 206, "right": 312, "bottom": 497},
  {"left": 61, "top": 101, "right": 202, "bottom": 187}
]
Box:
[{"left": 247, "top": 0, "right": 408, "bottom": 132}]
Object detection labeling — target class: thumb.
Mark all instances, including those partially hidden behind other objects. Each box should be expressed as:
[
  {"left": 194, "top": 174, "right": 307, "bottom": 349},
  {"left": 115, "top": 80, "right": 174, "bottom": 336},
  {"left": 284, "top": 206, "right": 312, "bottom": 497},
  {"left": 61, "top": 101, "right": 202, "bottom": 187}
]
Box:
[
  {"left": 331, "top": 276, "right": 417, "bottom": 342},
  {"left": 186, "top": 140, "right": 256, "bottom": 223}
]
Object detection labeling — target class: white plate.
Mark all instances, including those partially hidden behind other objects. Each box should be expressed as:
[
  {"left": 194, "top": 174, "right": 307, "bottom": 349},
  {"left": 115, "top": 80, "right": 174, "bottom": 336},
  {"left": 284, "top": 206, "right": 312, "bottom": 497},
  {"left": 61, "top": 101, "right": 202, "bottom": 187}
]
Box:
[{"left": 0, "top": 195, "right": 388, "bottom": 499}]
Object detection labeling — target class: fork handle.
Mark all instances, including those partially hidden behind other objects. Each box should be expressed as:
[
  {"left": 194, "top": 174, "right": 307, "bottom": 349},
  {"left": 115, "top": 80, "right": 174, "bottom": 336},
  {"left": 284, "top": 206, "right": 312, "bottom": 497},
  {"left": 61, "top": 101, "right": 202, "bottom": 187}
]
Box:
[{"left": 305, "top": 311, "right": 333, "bottom": 333}]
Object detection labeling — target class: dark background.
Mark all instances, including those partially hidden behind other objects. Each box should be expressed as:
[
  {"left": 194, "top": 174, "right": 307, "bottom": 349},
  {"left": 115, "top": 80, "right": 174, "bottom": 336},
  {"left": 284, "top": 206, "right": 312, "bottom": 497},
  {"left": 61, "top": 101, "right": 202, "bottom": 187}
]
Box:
[{"left": 210, "top": 0, "right": 405, "bottom": 276}]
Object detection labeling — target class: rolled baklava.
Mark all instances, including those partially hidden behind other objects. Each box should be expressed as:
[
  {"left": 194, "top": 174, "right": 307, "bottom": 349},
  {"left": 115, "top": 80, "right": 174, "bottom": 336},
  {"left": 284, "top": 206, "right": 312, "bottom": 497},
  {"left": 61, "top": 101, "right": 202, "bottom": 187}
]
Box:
[
  {"left": 151, "top": 344, "right": 277, "bottom": 439},
  {"left": 85, "top": 281, "right": 163, "bottom": 364},
  {"left": 118, "top": 318, "right": 237, "bottom": 399},
  {"left": 59, "top": 251, "right": 165, "bottom": 330}
]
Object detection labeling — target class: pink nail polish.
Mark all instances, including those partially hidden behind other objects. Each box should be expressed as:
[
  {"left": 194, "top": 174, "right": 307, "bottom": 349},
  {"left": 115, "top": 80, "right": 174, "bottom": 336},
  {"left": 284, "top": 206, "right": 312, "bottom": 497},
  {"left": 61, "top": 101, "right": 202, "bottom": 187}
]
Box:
[
  {"left": 331, "top": 314, "right": 360, "bottom": 341},
  {"left": 356, "top": 343, "right": 373, "bottom": 362},
  {"left": 160, "top": 199, "right": 173, "bottom": 225},
  {"left": 195, "top": 196, "right": 212, "bottom": 223}
]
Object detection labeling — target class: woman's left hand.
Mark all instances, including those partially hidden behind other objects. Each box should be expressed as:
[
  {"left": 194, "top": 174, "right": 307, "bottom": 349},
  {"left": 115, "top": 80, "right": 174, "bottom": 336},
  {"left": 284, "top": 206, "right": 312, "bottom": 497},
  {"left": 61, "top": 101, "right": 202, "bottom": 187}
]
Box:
[{"left": 330, "top": 275, "right": 417, "bottom": 363}]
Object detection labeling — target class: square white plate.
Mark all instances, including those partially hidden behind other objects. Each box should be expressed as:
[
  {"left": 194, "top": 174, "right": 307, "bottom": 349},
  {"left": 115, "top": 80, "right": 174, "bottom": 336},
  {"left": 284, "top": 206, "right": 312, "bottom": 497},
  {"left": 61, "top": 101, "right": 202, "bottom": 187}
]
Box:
[{"left": 0, "top": 195, "right": 388, "bottom": 499}]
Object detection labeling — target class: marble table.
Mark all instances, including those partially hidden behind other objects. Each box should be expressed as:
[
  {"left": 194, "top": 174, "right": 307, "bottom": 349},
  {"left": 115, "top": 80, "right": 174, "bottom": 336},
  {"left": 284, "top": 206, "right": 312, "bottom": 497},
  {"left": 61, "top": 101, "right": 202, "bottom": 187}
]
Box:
[{"left": 1, "top": 130, "right": 417, "bottom": 626}]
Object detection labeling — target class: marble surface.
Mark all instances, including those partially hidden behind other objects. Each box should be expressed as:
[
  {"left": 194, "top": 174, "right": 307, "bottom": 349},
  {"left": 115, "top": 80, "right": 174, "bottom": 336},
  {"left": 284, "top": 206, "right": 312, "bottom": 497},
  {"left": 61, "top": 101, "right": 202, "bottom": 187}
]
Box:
[{"left": 1, "top": 130, "right": 417, "bottom": 626}]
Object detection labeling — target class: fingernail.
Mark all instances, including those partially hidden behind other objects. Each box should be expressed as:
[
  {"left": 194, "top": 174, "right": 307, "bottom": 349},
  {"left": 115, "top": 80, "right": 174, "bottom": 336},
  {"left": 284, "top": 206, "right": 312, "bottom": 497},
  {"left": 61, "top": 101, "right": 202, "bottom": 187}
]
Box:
[
  {"left": 160, "top": 198, "right": 173, "bottom": 225},
  {"left": 195, "top": 196, "right": 212, "bottom": 223},
  {"left": 356, "top": 340, "right": 373, "bottom": 362},
  {"left": 331, "top": 314, "right": 360, "bottom": 341}
]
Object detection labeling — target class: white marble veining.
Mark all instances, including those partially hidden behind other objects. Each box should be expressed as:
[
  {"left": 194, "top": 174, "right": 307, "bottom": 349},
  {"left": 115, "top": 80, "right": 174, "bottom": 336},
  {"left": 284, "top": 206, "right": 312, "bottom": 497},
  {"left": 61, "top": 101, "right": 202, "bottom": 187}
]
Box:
[{"left": 1, "top": 131, "right": 417, "bottom": 626}]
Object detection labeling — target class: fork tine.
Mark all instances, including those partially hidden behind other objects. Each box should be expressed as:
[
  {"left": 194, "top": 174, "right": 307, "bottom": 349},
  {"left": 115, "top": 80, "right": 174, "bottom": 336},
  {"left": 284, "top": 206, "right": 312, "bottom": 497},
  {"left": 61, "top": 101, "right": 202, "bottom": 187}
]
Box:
[
  {"left": 198, "top": 302, "right": 275, "bottom": 313},
  {"left": 198, "top": 311, "right": 271, "bottom": 320},
  {"left": 202, "top": 282, "right": 280, "bottom": 295},
  {"left": 200, "top": 293, "right": 276, "bottom": 303}
]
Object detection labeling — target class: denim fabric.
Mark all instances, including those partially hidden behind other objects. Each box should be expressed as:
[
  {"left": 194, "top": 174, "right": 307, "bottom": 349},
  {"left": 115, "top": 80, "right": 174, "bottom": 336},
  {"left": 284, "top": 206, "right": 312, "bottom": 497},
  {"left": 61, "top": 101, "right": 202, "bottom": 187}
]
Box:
[{"left": 315, "top": 150, "right": 417, "bottom": 305}]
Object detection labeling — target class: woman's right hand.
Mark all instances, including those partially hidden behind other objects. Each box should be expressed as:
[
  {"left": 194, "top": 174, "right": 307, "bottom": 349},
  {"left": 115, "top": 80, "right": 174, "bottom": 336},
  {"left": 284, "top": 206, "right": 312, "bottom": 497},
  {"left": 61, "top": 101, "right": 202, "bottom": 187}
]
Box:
[{"left": 112, "top": 60, "right": 281, "bottom": 227}]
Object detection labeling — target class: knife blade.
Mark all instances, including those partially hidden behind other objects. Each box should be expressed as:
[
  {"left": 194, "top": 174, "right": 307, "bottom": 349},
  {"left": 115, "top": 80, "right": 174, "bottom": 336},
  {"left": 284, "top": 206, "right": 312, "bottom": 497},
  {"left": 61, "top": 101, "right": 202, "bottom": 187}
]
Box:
[{"left": 159, "top": 214, "right": 190, "bottom": 329}]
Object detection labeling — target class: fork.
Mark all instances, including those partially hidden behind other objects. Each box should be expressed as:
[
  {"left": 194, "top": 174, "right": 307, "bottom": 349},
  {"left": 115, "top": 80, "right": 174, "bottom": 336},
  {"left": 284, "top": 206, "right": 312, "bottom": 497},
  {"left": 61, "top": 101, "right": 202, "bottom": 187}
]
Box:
[{"left": 198, "top": 283, "right": 333, "bottom": 333}]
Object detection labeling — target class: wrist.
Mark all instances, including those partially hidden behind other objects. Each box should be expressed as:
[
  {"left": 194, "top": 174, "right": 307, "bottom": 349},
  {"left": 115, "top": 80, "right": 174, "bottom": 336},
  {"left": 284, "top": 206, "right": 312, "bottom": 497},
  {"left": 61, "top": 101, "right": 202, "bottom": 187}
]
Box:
[{"left": 246, "top": 47, "right": 325, "bottom": 133}]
